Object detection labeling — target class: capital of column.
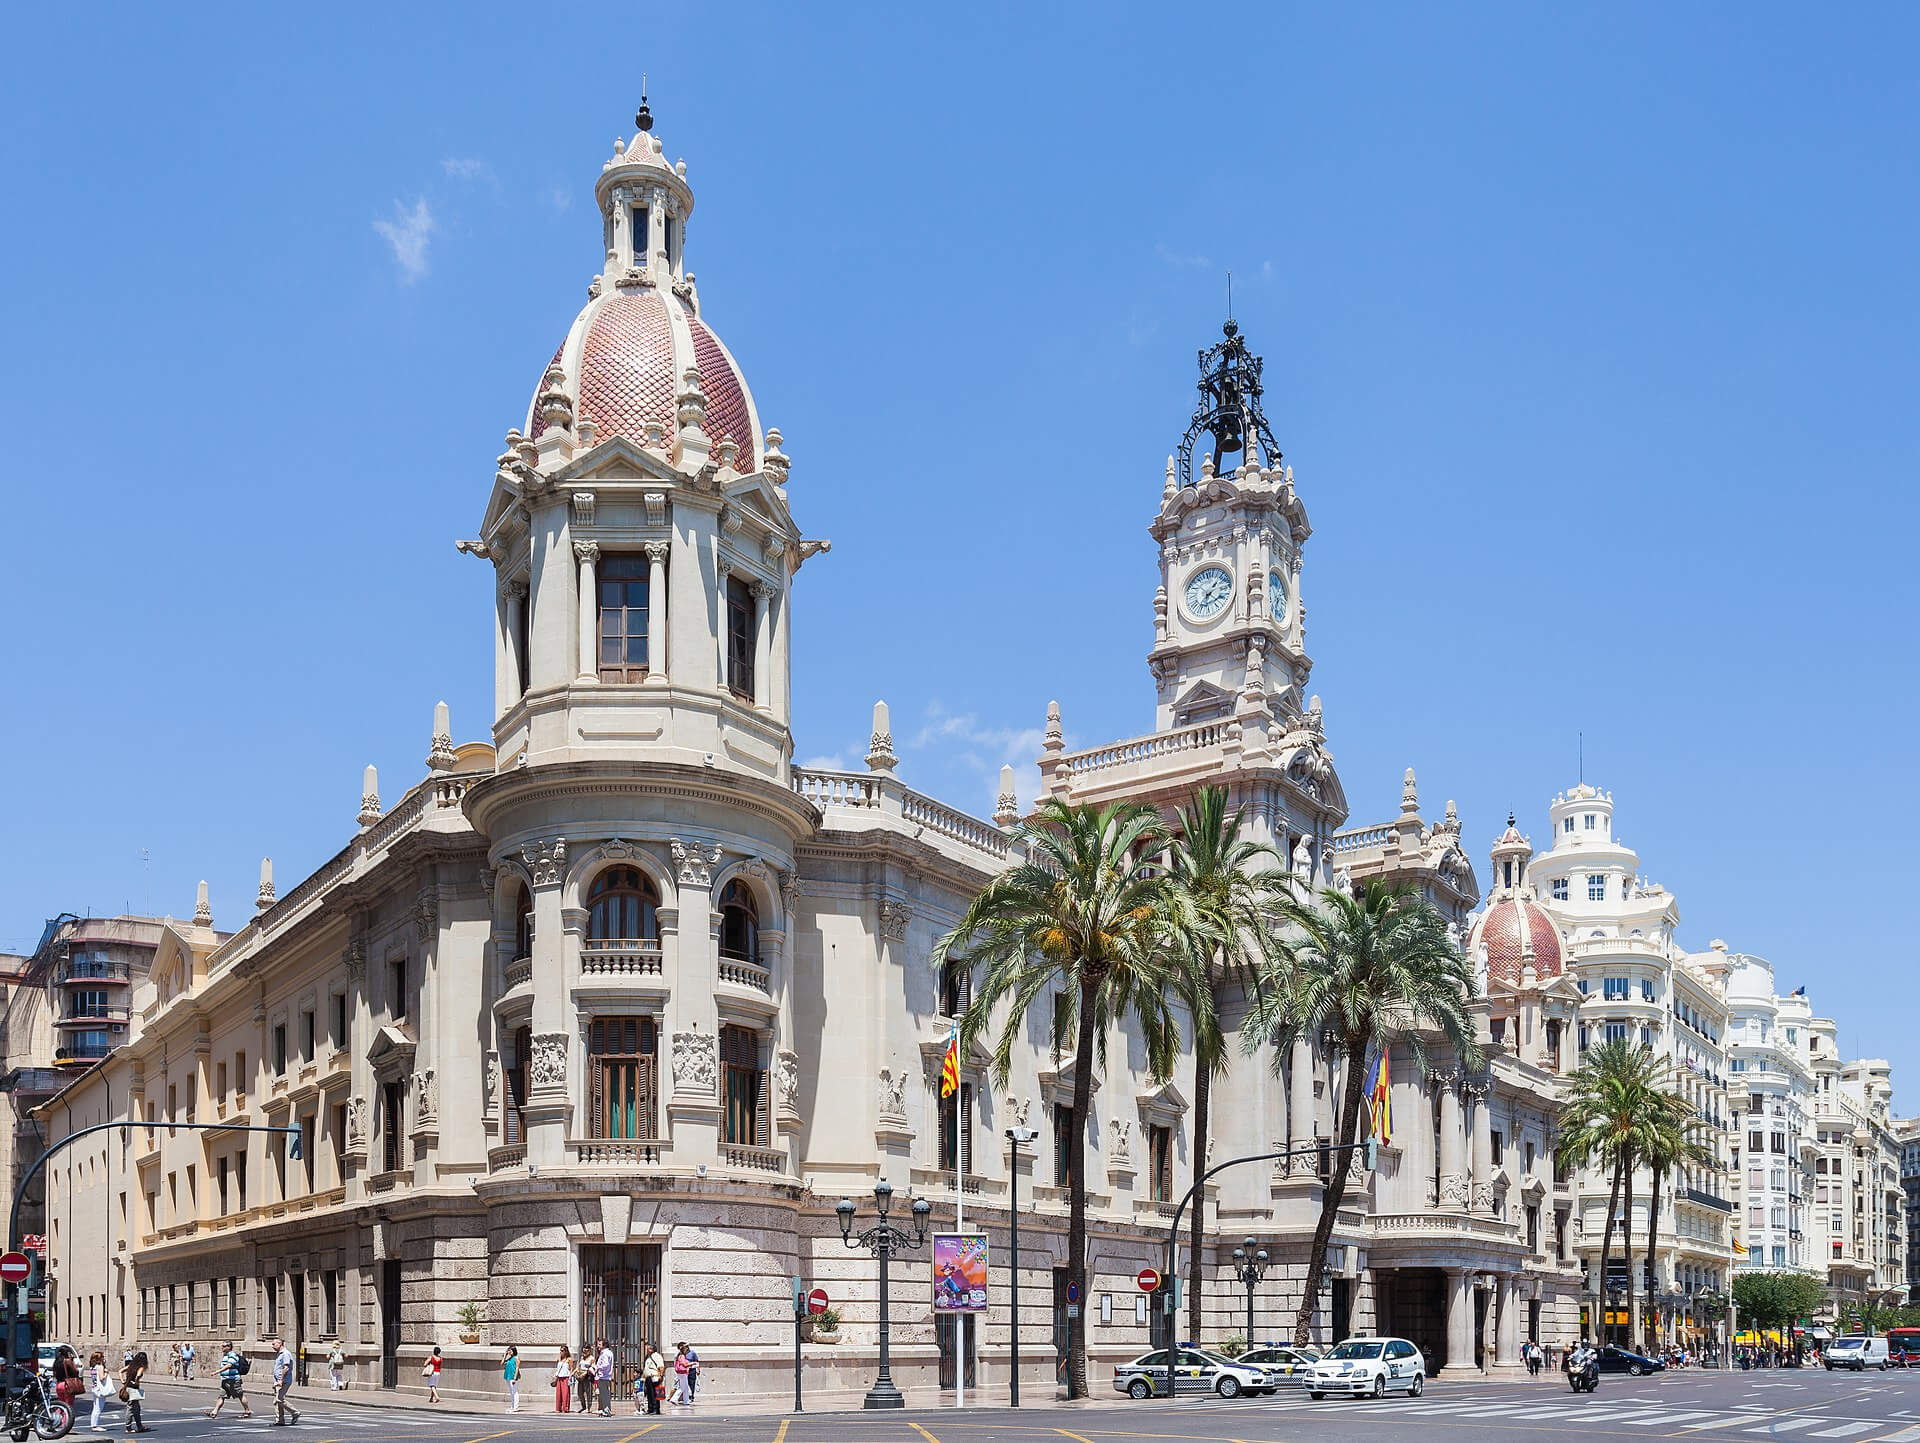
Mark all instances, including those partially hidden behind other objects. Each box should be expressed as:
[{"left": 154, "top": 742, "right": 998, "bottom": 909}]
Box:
[
  {"left": 573, "top": 539, "right": 600, "bottom": 564},
  {"left": 644, "top": 540, "right": 670, "bottom": 564}
]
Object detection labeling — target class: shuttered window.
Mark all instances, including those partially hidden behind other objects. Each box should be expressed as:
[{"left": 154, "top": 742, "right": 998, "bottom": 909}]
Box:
[
  {"left": 589, "top": 1017, "right": 658, "bottom": 1140},
  {"left": 588, "top": 868, "right": 659, "bottom": 942},
  {"left": 721, "top": 1025, "right": 768, "bottom": 1145},
  {"left": 504, "top": 1026, "right": 532, "bottom": 1145},
  {"left": 937, "top": 1082, "right": 974, "bottom": 1173}
]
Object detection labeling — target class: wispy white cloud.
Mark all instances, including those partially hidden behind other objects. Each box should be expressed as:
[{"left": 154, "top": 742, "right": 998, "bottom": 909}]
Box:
[
  {"left": 549, "top": 184, "right": 573, "bottom": 213},
  {"left": 441, "top": 156, "right": 492, "bottom": 182},
  {"left": 910, "top": 701, "right": 1048, "bottom": 817},
  {"left": 372, "top": 198, "right": 434, "bottom": 283},
  {"left": 1155, "top": 243, "right": 1213, "bottom": 271},
  {"left": 799, "top": 752, "right": 851, "bottom": 771},
  {"left": 1260, "top": 259, "right": 1275, "bottom": 282}
]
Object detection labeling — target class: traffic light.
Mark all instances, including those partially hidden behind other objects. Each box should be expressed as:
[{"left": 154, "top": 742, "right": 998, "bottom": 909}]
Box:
[{"left": 1364, "top": 1138, "right": 1378, "bottom": 1170}]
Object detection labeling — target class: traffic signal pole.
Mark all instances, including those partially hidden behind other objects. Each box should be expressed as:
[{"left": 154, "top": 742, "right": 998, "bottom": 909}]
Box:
[
  {"left": 1159, "top": 1137, "right": 1375, "bottom": 1402},
  {"left": 6, "top": 1118, "right": 301, "bottom": 1367}
]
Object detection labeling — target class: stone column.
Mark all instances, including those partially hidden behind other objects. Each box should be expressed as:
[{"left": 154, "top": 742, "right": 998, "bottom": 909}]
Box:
[
  {"left": 574, "top": 541, "right": 599, "bottom": 683},
  {"left": 1437, "top": 1071, "right": 1467, "bottom": 1208},
  {"left": 529, "top": 499, "right": 572, "bottom": 693},
  {"left": 751, "top": 581, "right": 775, "bottom": 710},
  {"left": 1444, "top": 1267, "right": 1473, "bottom": 1375},
  {"left": 1497, "top": 1274, "right": 1520, "bottom": 1367},
  {"left": 1288, "top": 1033, "right": 1315, "bottom": 1175},
  {"left": 522, "top": 839, "right": 571, "bottom": 1168},
  {"left": 645, "top": 541, "right": 670, "bottom": 683},
  {"left": 1469, "top": 1077, "right": 1493, "bottom": 1214},
  {"left": 343, "top": 943, "right": 369, "bottom": 1200},
  {"left": 666, "top": 839, "right": 722, "bottom": 1165},
  {"left": 494, "top": 572, "right": 517, "bottom": 717}
]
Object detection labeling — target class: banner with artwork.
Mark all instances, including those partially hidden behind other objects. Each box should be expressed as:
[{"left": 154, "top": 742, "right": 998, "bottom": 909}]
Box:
[{"left": 931, "top": 1232, "right": 988, "bottom": 1312}]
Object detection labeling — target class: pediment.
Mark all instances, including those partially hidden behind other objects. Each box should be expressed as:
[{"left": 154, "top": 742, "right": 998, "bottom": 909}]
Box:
[
  {"left": 918, "top": 1028, "right": 994, "bottom": 1074},
  {"left": 365, "top": 1023, "right": 418, "bottom": 1074},
  {"left": 1136, "top": 1079, "right": 1189, "bottom": 1125},
  {"left": 560, "top": 436, "right": 682, "bottom": 485},
  {"left": 721, "top": 472, "right": 794, "bottom": 529},
  {"left": 1173, "top": 681, "right": 1236, "bottom": 725},
  {"left": 1037, "top": 1055, "right": 1100, "bottom": 1101}
]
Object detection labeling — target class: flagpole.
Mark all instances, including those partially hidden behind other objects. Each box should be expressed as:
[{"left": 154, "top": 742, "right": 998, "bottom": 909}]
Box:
[{"left": 955, "top": 1067, "right": 965, "bottom": 1411}]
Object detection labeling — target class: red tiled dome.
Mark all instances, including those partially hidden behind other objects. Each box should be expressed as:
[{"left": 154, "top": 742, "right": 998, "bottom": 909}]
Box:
[
  {"left": 526, "top": 288, "right": 760, "bottom": 467},
  {"left": 1474, "top": 898, "right": 1563, "bottom": 985}
]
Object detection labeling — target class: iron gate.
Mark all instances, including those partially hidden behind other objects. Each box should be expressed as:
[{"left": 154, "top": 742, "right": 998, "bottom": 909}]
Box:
[{"left": 580, "top": 1245, "right": 661, "bottom": 1405}]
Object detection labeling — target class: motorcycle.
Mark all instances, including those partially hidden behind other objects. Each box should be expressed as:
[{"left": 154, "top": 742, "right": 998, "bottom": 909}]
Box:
[
  {"left": 3, "top": 1371, "right": 72, "bottom": 1441},
  {"left": 1565, "top": 1354, "right": 1600, "bottom": 1393}
]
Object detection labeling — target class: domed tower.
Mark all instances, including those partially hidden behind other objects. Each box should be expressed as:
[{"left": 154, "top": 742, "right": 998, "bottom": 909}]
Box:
[
  {"left": 1468, "top": 815, "right": 1579, "bottom": 1072},
  {"left": 460, "top": 105, "right": 824, "bottom": 1175}
]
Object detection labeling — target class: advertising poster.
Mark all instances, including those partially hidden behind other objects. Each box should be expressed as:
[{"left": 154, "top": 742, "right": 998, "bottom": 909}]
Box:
[{"left": 931, "top": 1232, "right": 988, "bottom": 1312}]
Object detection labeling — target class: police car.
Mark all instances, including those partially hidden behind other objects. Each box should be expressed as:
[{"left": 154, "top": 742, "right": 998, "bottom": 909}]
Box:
[
  {"left": 1113, "top": 1347, "right": 1279, "bottom": 1398},
  {"left": 1305, "top": 1336, "right": 1426, "bottom": 1399}
]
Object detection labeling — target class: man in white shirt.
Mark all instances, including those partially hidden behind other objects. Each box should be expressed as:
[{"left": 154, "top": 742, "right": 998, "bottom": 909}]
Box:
[
  {"left": 593, "top": 1340, "right": 614, "bottom": 1417},
  {"left": 271, "top": 1338, "right": 300, "bottom": 1426}
]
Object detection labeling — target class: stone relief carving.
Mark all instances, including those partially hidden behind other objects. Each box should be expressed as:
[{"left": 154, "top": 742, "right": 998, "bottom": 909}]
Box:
[
  {"left": 524, "top": 839, "right": 567, "bottom": 888},
  {"left": 1472, "top": 1180, "right": 1495, "bottom": 1213},
  {"left": 345, "top": 1097, "right": 368, "bottom": 1150},
  {"left": 530, "top": 1033, "right": 569, "bottom": 1088},
  {"left": 483, "top": 1052, "right": 499, "bottom": 1117},
  {"left": 1009, "top": 1096, "right": 1031, "bottom": 1128},
  {"left": 414, "top": 887, "right": 438, "bottom": 942},
  {"left": 601, "top": 837, "right": 637, "bottom": 860},
  {"left": 775, "top": 1049, "right": 800, "bottom": 1118},
  {"left": 1109, "top": 1117, "right": 1132, "bottom": 1163},
  {"left": 876, "top": 1067, "right": 908, "bottom": 1119},
  {"left": 413, "top": 1070, "right": 438, "bottom": 1127},
  {"left": 672, "top": 1030, "right": 718, "bottom": 1096},
  {"left": 1440, "top": 1173, "right": 1471, "bottom": 1207},
  {"left": 877, "top": 900, "right": 911, "bottom": 944},
  {"left": 671, "top": 839, "right": 722, "bottom": 887},
  {"left": 343, "top": 938, "right": 366, "bottom": 985}
]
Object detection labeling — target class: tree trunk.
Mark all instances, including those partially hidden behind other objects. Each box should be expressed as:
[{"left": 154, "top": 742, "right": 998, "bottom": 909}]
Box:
[
  {"left": 1621, "top": 1155, "right": 1635, "bottom": 1349},
  {"left": 1187, "top": 1054, "right": 1211, "bottom": 1347},
  {"left": 1645, "top": 1164, "right": 1663, "bottom": 1354},
  {"left": 1597, "top": 1157, "right": 1624, "bottom": 1343},
  {"left": 1292, "top": 1037, "right": 1369, "bottom": 1347},
  {"left": 1065, "top": 973, "right": 1099, "bottom": 1400}
]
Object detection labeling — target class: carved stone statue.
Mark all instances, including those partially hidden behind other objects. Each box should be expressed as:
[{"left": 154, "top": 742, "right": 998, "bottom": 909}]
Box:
[
  {"left": 876, "top": 1067, "right": 908, "bottom": 1119},
  {"left": 1009, "top": 1096, "right": 1031, "bottom": 1127},
  {"left": 1292, "top": 834, "right": 1314, "bottom": 882},
  {"left": 530, "top": 1033, "right": 569, "bottom": 1088},
  {"left": 1109, "top": 1117, "right": 1132, "bottom": 1162},
  {"left": 346, "top": 1097, "right": 368, "bottom": 1150},
  {"left": 672, "top": 1031, "right": 718, "bottom": 1095},
  {"left": 775, "top": 1049, "right": 800, "bottom": 1117}
]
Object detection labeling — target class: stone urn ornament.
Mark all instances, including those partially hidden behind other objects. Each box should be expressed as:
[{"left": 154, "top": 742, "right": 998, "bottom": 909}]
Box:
[{"left": 457, "top": 1300, "right": 484, "bottom": 1345}]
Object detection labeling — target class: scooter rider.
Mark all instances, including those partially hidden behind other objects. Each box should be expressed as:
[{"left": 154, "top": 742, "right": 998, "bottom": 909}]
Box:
[{"left": 1566, "top": 1338, "right": 1599, "bottom": 1392}]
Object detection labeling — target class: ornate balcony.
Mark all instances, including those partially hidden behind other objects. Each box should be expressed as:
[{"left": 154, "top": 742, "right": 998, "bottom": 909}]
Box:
[
  {"left": 567, "top": 1137, "right": 669, "bottom": 1167},
  {"left": 579, "top": 941, "right": 663, "bottom": 977},
  {"left": 721, "top": 1143, "right": 786, "bottom": 1174}
]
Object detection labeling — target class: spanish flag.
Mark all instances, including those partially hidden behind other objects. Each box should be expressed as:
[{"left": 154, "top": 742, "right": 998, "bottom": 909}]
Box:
[
  {"left": 940, "top": 1020, "right": 960, "bottom": 1098},
  {"left": 1368, "top": 1051, "right": 1392, "bottom": 1146}
]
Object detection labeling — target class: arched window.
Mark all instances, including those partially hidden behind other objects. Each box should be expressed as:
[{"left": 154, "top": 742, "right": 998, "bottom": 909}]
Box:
[
  {"left": 512, "top": 885, "right": 534, "bottom": 960},
  {"left": 588, "top": 868, "right": 659, "bottom": 942},
  {"left": 718, "top": 880, "right": 758, "bottom": 963}
]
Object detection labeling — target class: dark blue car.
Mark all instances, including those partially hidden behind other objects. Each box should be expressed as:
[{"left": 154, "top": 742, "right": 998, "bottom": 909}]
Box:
[{"left": 1597, "top": 1345, "right": 1665, "bottom": 1376}]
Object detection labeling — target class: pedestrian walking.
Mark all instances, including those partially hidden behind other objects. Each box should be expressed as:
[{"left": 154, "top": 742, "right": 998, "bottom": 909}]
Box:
[
  {"left": 270, "top": 1337, "right": 300, "bottom": 1426},
  {"left": 551, "top": 1348, "right": 572, "bottom": 1413},
  {"left": 669, "top": 1343, "right": 692, "bottom": 1407},
  {"left": 206, "top": 1341, "right": 254, "bottom": 1420},
  {"left": 119, "top": 1351, "right": 149, "bottom": 1436},
  {"left": 88, "top": 1350, "right": 116, "bottom": 1432},
  {"left": 167, "top": 1346, "right": 180, "bottom": 1381},
  {"left": 327, "top": 1342, "right": 344, "bottom": 1392},
  {"left": 593, "top": 1338, "right": 614, "bottom": 1417},
  {"left": 685, "top": 1344, "right": 700, "bottom": 1402},
  {"left": 51, "top": 1347, "right": 84, "bottom": 1412},
  {"left": 422, "top": 1347, "right": 442, "bottom": 1404},
  {"left": 181, "top": 1342, "right": 196, "bottom": 1381},
  {"left": 502, "top": 1346, "right": 519, "bottom": 1412},
  {"left": 639, "top": 1343, "right": 664, "bottom": 1415}
]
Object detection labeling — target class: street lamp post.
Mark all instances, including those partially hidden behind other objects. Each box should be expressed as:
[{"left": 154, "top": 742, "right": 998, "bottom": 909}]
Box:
[
  {"left": 1229, "top": 1236, "right": 1268, "bottom": 1348},
  {"left": 837, "top": 1180, "right": 932, "bottom": 1410},
  {"left": 1005, "top": 1126, "right": 1036, "bottom": 1408}
]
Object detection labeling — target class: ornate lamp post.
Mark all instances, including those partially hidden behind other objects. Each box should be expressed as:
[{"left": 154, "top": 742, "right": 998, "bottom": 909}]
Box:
[
  {"left": 1005, "top": 1127, "right": 1037, "bottom": 1407},
  {"left": 1229, "top": 1236, "right": 1268, "bottom": 1348},
  {"left": 837, "top": 1180, "right": 932, "bottom": 1410}
]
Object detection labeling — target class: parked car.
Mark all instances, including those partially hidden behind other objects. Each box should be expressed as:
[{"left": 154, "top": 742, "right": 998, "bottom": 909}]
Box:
[
  {"left": 1596, "top": 1345, "right": 1666, "bottom": 1376},
  {"left": 1305, "top": 1337, "right": 1427, "bottom": 1399},
  {"left": 1237, "top": 1345, "right": 1318, "bottom": 1385},
  {"left": 32, "top": 1346, "right": 56, "bottom": 1378},
  {"left": 1824, "top": 1337, "right": 1891, "bottom": 1371},
  {"left": 1113, "top": 1347, "right": 1278, "bottom": 1398}
]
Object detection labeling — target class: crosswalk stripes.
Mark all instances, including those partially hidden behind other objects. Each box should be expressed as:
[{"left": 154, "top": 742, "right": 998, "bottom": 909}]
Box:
[
  {"left": 1259, "top": 1393, "right": 1920, "bottom": 1440},
  {"left": 1876, "top": 1426, "right": 1920, "bottom": 1442},
  {"left": 1805, "top": 1426, "right": 1878, "bottom": 1439}
]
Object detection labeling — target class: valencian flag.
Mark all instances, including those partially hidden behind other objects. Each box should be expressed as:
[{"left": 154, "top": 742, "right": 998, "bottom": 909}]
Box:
[
  {"left": 940, "top": 1020, "right": 960, "bottom": 1098},
  {"left": 1368, "top": 1050, "right": 1392, "bottom": 1145}
]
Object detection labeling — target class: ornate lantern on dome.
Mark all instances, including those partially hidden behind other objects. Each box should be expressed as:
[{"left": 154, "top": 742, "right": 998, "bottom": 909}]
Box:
[{"left": 1177, "top": 319, "right": 1283, "bottom": 486}]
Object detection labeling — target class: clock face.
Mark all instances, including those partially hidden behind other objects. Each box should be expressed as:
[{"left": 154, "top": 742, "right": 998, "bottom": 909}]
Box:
[
  {"left": 1184, "top": 565, "right": 1233, "bottom": 619},
  {"left": 1268, "top": 568, "right": 1287, "bottom": 619}
]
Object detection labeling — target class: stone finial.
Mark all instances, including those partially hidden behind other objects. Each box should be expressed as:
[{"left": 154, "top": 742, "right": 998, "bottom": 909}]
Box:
[
  {"left": 1163, "top": 455, "right": 1177, "bottom": 501},
  {"left": 427, "top": 701, "right": 457, "bottom": 771},
  {"left": 675, "top": 365, "right": 707, "bottom": 434},
  {"left": 717, "top": 435, "right": 739, "bottom": 470},
  {"left": 536, "top": 363, "right": 573, "bottom": 432},
  {"left": 866, "top": 700, "right": 897, "bottom": 772},
  {"left": 1043, "top": 700, "right": 1063, "bottom": 752},
  {"left": 995, "top": 765, "right": 1020, "bottom": 828},
  {"left": 256, "top": 857, "right": 276, "bottom": 912},
  {"left": 1401, "top": 767, "right": 1420, "bottom": 814},
  {"left": 763, "top": 427, "right": 789, "bottom": 483},
  {"left": 358, "top": 765, "right": 383, "bottom": 829},
  {"left": 193, "top": 881, "right": 212, "bottom": 928},
  {"left": 1442, "top": 799, "right": 1460, "bottom": 833}
]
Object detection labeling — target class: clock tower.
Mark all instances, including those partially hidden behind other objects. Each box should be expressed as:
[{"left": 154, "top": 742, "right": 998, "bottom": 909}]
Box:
[{"left": 1147, "top": 321, "right": 1314, "bottom": 735}]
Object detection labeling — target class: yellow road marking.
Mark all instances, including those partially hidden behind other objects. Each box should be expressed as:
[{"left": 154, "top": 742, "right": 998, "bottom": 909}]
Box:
[
  {"left": 773, "top": 1421, "right": 790, "bottom": 1443},
  {"left": 911, "top": 1424, "right": 945, "bottom": 1443},
  {"left": 1055, "top": 1431, "right": 1100, "bottom": 1443},
  {"left": 461, "top": 1432, "right": 517, "bottom": 1443},
  {"left": 609, "top": 1429, "right": 663, "bottom": 1443}
]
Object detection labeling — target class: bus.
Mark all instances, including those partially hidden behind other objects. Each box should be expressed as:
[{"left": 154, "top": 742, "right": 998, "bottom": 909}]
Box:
[{"left": 1888, "top": 1327, "right": 1920, "bottom": 1367}]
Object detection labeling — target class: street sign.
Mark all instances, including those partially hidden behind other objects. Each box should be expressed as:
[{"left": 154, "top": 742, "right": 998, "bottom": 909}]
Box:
[
  {"left": 806, "top": 1288, "right": 830, "bottom": 1317},
  {"left": 1066, "top": 1281, "right": 1080, "bottom": 1305},
  {"left": 0, "top": 1256, "right": 27, "bottom": 1288},
  {"left": 1136, "top": 1267, "right": 1161, "bottom": 1292},
  {"left": 1066, "top": 1304, "right": 1079, "bottom": 1319},
  {"left": 17, "top": 1238, "right": 43, "bottom": 1255}
]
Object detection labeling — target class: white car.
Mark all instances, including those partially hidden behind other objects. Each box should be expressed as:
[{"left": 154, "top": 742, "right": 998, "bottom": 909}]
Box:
[
  {"left": 1306, "top": 1336, "right": 1426, "bottom": 1399},
  {"left": 1824, "top": 1336, "right": 1890, "bottom": 1371}
]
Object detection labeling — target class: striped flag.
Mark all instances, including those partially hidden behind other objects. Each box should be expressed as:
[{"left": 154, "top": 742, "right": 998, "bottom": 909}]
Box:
[
  {"left": 1368, "top": 1050, "right": 1392, "bottom": 1145},
  {"left": 940, "top": 1020, "right": 960, "bottom": 1098}
]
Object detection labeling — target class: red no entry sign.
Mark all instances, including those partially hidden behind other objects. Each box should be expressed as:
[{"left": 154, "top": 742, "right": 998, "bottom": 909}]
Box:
[
  {"left": 806, "top": 1288, "right": 830, "bottom": 1316},
  {"left": 0, "top": 1253, "right": 29, "bottom": 1286},
  {"left": 1136, "top": 1267, "right": 1161, "bottom": 1292}
]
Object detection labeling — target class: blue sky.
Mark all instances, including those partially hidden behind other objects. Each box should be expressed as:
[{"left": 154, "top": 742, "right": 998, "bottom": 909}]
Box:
[{"left": 4, "top": 6, "right": 1915, "bottom": 1092}]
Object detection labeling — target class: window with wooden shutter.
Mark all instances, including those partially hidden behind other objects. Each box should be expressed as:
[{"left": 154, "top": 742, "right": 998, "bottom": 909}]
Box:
[
  {"left": 718, "top": 883, "right": 758, "bottom": 962},
  {"left": 1148, "top": 1124, "right": 1173, "bottom": 1202},
  {"left": 588, "top": 1017, "right": 658, "bottom": 1140},
  {"left": 504, "top": 1026, "right": 531, "bottom": 1145},
  {"left": 937, "top": 1082, "right": 974, "bottom": 1173},
  {"left": 588, "top": 869, "right": 659, "bottom": 942},
  {"left": 721, "top": 1025, "right": 765, "bottom": 1145}
]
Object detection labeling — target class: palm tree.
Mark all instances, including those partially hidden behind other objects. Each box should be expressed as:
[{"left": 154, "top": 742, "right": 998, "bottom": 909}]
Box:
[
  {"left": 934, "top": 798, "right": 1195, "bottom": 1399},
  {"left": 1164, "top": 786, "right": 1290, "bottom": 1347},
  {"left": 1555, "top": 1040, "right": 1665, "bottom": 1344},
  {"left": 1246, "top": 879, "right": 1481, "bottom": 1347},
  {"left": 1641, "top": 1081, "right": 1714, "bottom": 1351}
]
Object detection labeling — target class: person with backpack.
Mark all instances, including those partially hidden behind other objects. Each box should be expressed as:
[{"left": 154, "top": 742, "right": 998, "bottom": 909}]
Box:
[
  {"left": 119, "top": 1351, "right": 149, "bottom": 1436},
  {"left": 206, "top": 1342, "right": 253, "bottom": 1420}
]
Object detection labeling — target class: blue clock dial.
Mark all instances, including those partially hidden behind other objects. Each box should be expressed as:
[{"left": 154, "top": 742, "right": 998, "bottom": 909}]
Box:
[
  {"left": 1184, "top": 565, "right": 1233, "bottom": 619},
  {"left": 1268, "top": 568, "right": 1287, "bottom": 619}
]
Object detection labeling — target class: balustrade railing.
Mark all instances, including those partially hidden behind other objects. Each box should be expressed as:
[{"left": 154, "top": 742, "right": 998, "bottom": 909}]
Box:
[
  {"left": 1331, "top": 824, "right": 1397, "bottom": 854},
  {"left": 568, "top": 1138, "right": 667, "bottom": 1166},
  {"left": 902, "top": 789, "right": 1011, "bottom": 859},
  {"left": 717, "top": 956, "right": 771, "bottom": 994},
  {"left": 579, "top": 941, "right": 664, "bottom": 976},
  {"left": 721, "top": 1142, "right": 786, "bottom": 1173},
  {"left": 504, "top": 956, "right": 532, "bottom": 990},
  {"left": 1055, "top": 720, "right": 1225, "bottom": 779},
  {"left": 793, "top": 769, "right": 882, "bottom": 809}
]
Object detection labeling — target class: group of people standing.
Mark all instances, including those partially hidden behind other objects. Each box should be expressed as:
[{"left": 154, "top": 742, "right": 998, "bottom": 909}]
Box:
[
  {"left": 542, "top": 1340, "right": 699, "bottom": 1415},
  {"left": 44, "top": 1345, "right": 147, "bottom": 1435}
]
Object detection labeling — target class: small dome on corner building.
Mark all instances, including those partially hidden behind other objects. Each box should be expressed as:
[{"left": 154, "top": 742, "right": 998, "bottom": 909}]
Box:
[{"left": 1471, "top": 898, "right": 1564, "bottom": 986}]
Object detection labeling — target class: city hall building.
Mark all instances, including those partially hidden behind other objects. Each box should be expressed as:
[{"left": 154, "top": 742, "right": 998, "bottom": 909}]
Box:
[{"left": 38, "top": 111, "right": 1579, "bottom": 1401}]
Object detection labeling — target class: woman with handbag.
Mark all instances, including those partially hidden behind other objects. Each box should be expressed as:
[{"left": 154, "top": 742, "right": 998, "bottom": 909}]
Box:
[
  {"left": 119, "top": 1351, "right": 149, "bottom": 1435},
  {"left": 421, "top": 1346, "right": 442, "bottom": 1403},
  {"left": 88, "top": 1350, "right": 116, "bottom": 1432},
  {"left": 551, "top": 1347, "right": 571, "bottom": 1413}
]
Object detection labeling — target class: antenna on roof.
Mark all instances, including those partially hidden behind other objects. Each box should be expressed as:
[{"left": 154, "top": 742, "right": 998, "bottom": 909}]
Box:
[
  {"left": 1578, "top": 731, "right": 1584, "bottom": 784},
  {"left": 1226, "top": 270, "right": 1233, "bottom": 321},
  {"left": 637, "top": 77, "right": 653, "bottom": 133}
]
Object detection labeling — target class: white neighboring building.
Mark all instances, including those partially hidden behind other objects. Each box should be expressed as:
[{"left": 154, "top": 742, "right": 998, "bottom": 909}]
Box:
[
  {"left": 1808, "top": 1032, "right": 1908, "bottom": 1312},
  {"left": 1525, "top": 784, "right": 1734, "bottom": 1349},
  {"left": 1718, "top": 950, "right": 1818, "bottom": 1278}
]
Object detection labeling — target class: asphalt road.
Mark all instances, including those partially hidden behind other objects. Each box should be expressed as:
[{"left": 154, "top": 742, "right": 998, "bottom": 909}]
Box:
[{"left": 105, "top": 1368, "right": 1920, "bottom": 1443}]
